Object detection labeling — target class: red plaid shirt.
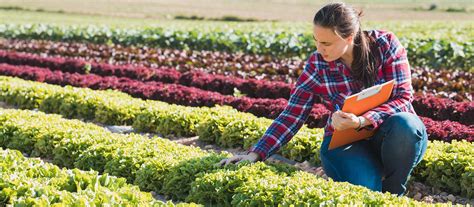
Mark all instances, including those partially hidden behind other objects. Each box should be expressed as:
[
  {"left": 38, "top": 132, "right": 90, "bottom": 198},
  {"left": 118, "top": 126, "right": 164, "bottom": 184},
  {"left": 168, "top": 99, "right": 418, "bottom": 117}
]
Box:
[{"left": 250, "top": 30, "right": 416, "bottom": 160}]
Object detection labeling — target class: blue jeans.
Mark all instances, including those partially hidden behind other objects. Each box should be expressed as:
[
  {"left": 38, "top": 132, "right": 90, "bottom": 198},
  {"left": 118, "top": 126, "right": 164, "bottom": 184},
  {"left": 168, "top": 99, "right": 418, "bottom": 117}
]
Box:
[{"left": 320, "top": 112, "right": 428, "bottom": 196}]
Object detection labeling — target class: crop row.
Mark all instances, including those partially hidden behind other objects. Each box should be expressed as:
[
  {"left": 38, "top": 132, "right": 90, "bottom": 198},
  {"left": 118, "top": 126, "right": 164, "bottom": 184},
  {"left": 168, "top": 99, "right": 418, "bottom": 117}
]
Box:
[
  {"left": 0, "top": 50, "right": 472, "bottom": 125},
  {"left": 0, "top": 77, "right": 472, "bottom": 198},
  {"left": 0, "top": 39, "right": 472, "bottom": 102},
  {"left": 0, "top": 38, "right": 304, "bottom": 83},
  {"left": 0, "top": 148, "right": 198, "bottom": 206},
  {"left": 0, "top": 108, "right": 434, "bottom": 205},
  {"left": 0, "top": 24, "right": 472, "bottom": 70},
  {"left": 411, "top": 67, "right": 473, "bottom": 102}
]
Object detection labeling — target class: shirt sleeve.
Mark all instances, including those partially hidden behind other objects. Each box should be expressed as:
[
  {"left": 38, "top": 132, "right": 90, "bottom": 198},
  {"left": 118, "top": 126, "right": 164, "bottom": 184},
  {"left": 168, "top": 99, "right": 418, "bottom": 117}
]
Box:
[
  {"left": 248, "top": 54, "right": 319, "bottom": 161},
  {"left": 361, "top": 32, "right": 414, "bottom": 130}
]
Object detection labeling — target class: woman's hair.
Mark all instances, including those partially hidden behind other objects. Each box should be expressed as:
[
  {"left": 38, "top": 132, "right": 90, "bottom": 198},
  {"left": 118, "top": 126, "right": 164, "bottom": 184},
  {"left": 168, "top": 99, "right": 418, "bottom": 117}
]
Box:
[{"left": 313, "top": 2, "right": 378, "bottom": 88}]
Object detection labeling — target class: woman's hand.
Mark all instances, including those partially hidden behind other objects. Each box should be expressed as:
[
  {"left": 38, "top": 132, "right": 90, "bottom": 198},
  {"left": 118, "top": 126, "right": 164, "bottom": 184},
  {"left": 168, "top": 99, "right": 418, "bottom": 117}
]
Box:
[
  {"left": 331, "top": 111, "right": 359, "bottom": 131},
  {"left": 216, "top": 152, "right": 261, "bottom": 167}
]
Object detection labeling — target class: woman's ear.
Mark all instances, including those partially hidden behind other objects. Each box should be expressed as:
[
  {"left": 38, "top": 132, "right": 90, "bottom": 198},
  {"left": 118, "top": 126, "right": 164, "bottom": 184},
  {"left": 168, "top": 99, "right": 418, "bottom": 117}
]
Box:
[{"left": 346, "top": 33, "right": 355, "bottom": 44}]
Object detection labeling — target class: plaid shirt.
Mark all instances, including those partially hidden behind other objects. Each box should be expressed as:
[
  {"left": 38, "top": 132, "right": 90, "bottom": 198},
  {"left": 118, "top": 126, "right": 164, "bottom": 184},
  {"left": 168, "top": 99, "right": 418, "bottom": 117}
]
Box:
[{"left": 249, "top": 30, "right": 416, "bottom": 161}]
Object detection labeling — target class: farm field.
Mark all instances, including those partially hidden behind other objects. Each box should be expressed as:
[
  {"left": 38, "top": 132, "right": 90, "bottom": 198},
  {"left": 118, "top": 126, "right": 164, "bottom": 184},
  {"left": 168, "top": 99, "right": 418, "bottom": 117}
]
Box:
[{"left": 0, "top": 0, "right": 472, "bottom": 206}]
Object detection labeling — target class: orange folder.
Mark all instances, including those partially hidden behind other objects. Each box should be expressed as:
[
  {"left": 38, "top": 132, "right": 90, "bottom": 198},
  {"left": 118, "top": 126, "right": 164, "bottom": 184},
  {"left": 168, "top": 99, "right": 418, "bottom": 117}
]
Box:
[{"left": 329, "top": 79, "right": 396, "bottom": 150}]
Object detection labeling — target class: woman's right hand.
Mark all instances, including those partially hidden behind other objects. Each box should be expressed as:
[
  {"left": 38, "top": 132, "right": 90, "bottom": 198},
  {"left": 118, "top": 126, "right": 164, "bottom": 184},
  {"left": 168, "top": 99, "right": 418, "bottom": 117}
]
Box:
[{"left": 216, "top": 152, "right": 261, "bottom": 167}]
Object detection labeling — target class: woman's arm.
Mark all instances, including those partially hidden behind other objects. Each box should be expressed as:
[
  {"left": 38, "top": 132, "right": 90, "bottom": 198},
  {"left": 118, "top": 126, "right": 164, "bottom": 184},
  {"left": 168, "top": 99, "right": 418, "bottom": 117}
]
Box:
[
  {"left": 361, "top": 32, "right": 414, "bottom": 130},
  {"left": 248, "top": 54, "right": 320, "bottom": 161}
]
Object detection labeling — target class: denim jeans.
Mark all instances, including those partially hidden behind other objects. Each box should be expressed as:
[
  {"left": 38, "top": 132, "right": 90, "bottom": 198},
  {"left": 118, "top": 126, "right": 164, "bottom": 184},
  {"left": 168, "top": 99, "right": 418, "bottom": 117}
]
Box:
[{"left": 320, "top": 112, "right": 428, "bottom": 196}]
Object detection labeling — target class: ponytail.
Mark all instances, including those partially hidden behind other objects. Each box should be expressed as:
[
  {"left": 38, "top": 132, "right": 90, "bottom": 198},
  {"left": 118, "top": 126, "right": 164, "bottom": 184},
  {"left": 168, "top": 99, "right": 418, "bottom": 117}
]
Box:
[{"left": 352, "top": 23, "right": 378, "bottom": 88}]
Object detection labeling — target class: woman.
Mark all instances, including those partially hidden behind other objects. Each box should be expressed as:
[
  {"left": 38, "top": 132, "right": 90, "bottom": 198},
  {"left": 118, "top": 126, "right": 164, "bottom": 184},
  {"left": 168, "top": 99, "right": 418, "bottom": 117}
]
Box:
[{"left": 218, "top": 2, "right": 428, "bottom": 196}]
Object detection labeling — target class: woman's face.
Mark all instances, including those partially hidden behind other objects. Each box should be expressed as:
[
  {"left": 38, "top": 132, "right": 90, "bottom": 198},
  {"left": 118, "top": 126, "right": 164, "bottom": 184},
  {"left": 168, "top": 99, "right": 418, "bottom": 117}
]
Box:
[{"left": 312, "top": 25, "right": 353, "bottom": 62}]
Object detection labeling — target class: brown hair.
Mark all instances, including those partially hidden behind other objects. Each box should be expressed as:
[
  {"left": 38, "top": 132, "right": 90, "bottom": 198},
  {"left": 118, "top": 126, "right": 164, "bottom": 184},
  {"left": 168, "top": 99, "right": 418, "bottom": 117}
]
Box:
[{"left": 313, "top": 2, "right": 378, "bottom": 88}]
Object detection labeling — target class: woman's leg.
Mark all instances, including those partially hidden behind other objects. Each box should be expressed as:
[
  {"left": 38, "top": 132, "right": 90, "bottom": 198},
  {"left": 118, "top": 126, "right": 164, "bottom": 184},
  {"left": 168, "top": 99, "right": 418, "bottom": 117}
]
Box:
[
  {"left": 368, "top": 112, "right": 428, "bottom": 196},
  {"left": 320, "top": 135, "right": 384, "bottom": 192}
]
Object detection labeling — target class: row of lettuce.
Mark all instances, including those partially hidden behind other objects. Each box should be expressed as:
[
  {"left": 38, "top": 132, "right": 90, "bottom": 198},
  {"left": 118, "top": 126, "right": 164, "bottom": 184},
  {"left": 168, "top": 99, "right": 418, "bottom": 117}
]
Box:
[
  {"left": 0, "top": 149, "right": 199, "bottom": 206},
  {"left": 0, "top": 63, "right": 471, "bottom": 143},
  {"left": 0, "top": 76, "right": 472, "bottom": 199},
  {"left": 0, "top": 108, "right": 469, "bottom": 205},
  {"left": 0, "top": 24, "right": 472, "bottom": 71},
  {"left": 44, "top": 20, "right": 470, "bottom": 41},
  {"left": 0, "top": 50, "right": 471, "bottom": 125}
]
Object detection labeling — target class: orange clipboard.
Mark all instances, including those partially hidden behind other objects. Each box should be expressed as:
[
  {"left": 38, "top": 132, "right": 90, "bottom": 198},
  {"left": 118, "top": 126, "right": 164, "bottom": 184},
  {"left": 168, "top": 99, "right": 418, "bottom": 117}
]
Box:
[{"left": 329, "top": 79, "right": 396, "bottom": 150}]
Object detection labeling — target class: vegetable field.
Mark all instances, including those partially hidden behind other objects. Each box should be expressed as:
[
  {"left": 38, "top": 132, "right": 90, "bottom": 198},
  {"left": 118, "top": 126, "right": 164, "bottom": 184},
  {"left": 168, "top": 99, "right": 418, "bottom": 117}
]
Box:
[{"left": 0, "top": 3, "right": 472, "bottom": 206}]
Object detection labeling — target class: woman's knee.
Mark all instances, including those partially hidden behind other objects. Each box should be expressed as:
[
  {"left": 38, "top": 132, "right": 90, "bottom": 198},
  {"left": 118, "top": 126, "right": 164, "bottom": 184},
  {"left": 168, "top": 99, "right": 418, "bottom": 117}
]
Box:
[
  {"left": 320, "top": 154, "right": 342, "bottom": 181},
  {"left": 380, "top": 112, "right": 428, "bottom": 165},
  {"left": 321, "top": 152, "right": 383, "bottom": 191}
]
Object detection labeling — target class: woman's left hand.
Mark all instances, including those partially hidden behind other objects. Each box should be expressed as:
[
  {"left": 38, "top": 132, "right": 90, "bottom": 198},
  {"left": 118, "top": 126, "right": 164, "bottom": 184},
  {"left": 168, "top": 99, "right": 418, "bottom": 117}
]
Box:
[{"left": 331, "top": 111, "right": 359, "bottom": 131}]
